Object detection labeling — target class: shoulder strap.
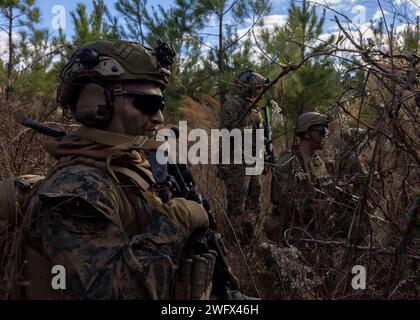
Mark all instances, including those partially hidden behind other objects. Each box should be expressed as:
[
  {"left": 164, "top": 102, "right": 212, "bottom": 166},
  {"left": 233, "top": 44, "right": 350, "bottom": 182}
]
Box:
[
  {"left": 111, "top": 165, "right": 153, "bottom": 192},
  {"left": 76, "top": 126, "right": 165, "bottom": 151},
  {"left": 109, "top": 165, "right": 163, "bottom": 209}
]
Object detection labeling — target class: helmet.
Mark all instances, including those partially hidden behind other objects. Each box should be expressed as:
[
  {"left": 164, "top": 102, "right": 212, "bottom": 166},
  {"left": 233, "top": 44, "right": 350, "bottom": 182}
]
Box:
[
  {"left": 234, "top": 70, "right": 269, "bottom": 97},
  {"left": 57, "top": 39, "right": 175, "bottom": 127},
  {"left": 296, "top": 112, "right": 330, "bottom": 134}
]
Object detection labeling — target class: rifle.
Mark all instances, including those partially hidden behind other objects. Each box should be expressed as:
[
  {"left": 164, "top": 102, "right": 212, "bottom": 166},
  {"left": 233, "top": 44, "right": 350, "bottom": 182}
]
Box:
[
  {"left": 171, "top": 163, "right": 240, "bottom": 298},
  {"left": 21, "top": 117, "right": 66, "bottom": 138},
  {"left": 150, "top": 128, "right": 240, "bottom": 299},
  {"left": 262, "top": 103, "right": 276, "bottom": 165}
]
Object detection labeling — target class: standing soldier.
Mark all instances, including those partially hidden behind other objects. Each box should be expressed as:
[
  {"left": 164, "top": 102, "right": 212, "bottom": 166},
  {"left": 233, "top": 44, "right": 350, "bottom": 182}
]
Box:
[
  {"left": 218, "top": 70, "right": 269, "bottom": 245},
  {"left": 264, "top": 112, "right": 332, "bottom": 243},
  {"left": 18, "top": 39, "right": 222, "bottom": 299}
]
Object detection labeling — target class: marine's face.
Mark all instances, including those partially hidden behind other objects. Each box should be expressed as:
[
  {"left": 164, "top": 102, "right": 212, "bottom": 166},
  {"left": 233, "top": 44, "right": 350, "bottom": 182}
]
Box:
[
  {"left": 250, "top": 86, "right": 264, "bottom": 100},
  {"left": 308, "top": 125, "right": 329, "bottom": 150},
  {"left": 113, "top": 81, "right": 164, "bottom": 138}
]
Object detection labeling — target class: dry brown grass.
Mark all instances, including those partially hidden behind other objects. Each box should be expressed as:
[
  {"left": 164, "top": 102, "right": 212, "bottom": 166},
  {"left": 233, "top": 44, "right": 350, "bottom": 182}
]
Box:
[
  {"left": 177, "top": 95, "right": 219, "bottom": 129},
  {"left": 0, "top": 90, "right": 419, "bottom": 300}
]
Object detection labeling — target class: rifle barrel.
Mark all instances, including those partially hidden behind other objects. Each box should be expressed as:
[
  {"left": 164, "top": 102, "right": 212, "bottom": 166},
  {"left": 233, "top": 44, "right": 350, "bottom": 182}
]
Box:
[{"left": 21, "top": 117, "right": 66, "bottom": 138}]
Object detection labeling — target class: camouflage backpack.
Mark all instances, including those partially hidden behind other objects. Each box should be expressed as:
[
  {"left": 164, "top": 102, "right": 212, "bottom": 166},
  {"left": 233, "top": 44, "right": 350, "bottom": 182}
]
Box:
[{"left": 0, "top": 174, "right": 45, "bottom": 299}]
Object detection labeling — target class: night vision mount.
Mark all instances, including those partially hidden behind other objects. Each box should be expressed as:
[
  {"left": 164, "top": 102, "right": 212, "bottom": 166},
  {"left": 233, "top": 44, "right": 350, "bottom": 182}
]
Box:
[
  {"left": 154, "top": 38, "right": 176, "bottom": 69},
  {"left": 78, "top": 48, "right": 100, "bottom": 66}
]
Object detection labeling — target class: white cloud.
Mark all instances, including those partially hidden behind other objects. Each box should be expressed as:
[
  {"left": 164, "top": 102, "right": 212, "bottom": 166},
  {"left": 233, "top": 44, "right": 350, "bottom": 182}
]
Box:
[
  {"left": 260, "top": 14, "right": 288, "bottom": 28},
  {"left": 0, "top": 32, "right": 8, "bottom": 58},
  {"left": 393, "top": 0, "right": 418, "bottom": 5},
  {"left": 309, "top": 0, "right": 343, "bottom": 7},
  {"left": 239, "top": 14, "right": 288, "bottom": 39},
  {"left": 372, "top": 9, "right": 389, "bottom": 20},
  {"left": 0, "top": 31, "right": 21, "bottom": 62},
  {"left": 393, "top": 0, "right": 420, "bottom": 9},
  {"left": 206, "top": 15, "right": 218, "bottom": 28},
  {"left": 351, "top": 5, "right": 367, "bottom": 25}
]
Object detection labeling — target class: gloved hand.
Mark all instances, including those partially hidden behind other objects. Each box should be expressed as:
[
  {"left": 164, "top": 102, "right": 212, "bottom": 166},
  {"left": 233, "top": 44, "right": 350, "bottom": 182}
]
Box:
[{"left": 164, "top": 198, "right": 209, "bottom": 233}]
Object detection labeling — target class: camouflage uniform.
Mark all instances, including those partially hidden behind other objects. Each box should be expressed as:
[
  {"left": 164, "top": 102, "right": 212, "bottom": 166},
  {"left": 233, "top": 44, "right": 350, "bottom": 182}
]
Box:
[
  {"left": 218, "top": 94, "right": 264, "bottom": 240},
  {"left": 20, "top": 39, "right": 210, "bottom": 300},
  {"left": 23, "top": 134, "right": 208, "bottom": 300},
  {"left": 265, "top": 144, "right": 331, "bottom": 243}
]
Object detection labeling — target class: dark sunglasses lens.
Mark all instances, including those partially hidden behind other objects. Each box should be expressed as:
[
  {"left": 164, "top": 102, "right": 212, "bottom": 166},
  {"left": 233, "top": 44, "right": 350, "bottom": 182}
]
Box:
[
  {"left": 133, "top": 95, "right": 165, "bottom": 115},
  {"left": 318, "top": 129, "right": 326, "bottom": 136}
]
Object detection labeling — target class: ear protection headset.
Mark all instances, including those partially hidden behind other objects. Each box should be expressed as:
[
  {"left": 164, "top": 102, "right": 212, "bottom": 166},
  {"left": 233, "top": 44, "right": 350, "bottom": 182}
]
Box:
[
  {"left": 71, "top": 48, "right": 118, "bottom": 128},
  {"left": 74, "top": 82, "right": 114, "bottom": 128}
]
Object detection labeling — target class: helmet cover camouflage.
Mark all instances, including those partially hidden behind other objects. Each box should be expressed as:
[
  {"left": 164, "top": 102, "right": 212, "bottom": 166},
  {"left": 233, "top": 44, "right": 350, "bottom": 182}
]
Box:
[
  {"left": 57, "top": 39, "right": 175, "bottom": 111},
  {"left": 296, "top": 112, "right": 330, "bottom": 134},
  {"left": 234, "top": 70, "right": 269, "bottom": 97}
]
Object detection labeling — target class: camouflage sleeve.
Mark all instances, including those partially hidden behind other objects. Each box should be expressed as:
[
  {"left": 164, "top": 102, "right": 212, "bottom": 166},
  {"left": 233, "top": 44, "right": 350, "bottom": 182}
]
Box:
[
  {"left": 33, "top": 165, "right": 200, "bottom": 299},
  {"left": 219, "top": 98, "right": 242, "bottom": 130}
]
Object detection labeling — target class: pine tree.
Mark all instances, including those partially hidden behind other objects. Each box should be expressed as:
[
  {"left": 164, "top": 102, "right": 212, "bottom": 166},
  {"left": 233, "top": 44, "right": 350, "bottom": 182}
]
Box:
[
  {"left": 70, "top": 0, "right": 120, "bottom": 47},
  {"left": 260, "top": 0, "right": 341, "bottom": 130},
  {"left": 402, "top": 16, "right": 420, "bottom": 53},
  {"left": 115, "top": 0, "right": 148, "bottom": 44},
  {"left": 192, "top": 0, "right": 271, "bottom": 103},
  {"left": 0, "top": 0, "right": 41, "bottom": 102},
  {"left": 13, "top": 25, "right": 56, "bottom": 106}
]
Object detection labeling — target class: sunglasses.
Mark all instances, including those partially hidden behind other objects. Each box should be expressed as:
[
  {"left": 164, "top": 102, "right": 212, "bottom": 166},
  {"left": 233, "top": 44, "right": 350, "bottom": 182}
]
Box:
[
  {"left": 122, "top": 90, "right": 165, "bottom": 115},
  {"left": 311, "top": 128, "right": 328, "bottom": 137}
]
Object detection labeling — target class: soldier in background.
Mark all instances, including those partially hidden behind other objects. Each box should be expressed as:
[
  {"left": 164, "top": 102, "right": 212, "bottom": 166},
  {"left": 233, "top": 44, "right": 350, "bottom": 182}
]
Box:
[
  {"left": 264, "top": 112, "right": 332, "bottom": 243},
  {"left": 218, "top": 70, "right": 269, "bottom": 245}
]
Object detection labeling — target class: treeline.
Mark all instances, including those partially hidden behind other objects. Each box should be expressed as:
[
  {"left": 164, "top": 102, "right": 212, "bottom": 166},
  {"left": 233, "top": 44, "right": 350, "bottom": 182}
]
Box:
[
  {"left": 0, "top": 0, "right": 355, "bottom": 122},
  {"left": 0, "top": 0, "right": 418, "bottom": 126}
]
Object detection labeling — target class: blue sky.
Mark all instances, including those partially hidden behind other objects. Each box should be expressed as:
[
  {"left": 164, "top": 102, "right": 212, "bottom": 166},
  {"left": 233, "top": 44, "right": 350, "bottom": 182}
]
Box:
[
  {"left": 0, "top": 0, "right": 418, "bottom": 54},
  {"left": 36, "top": 0, "right": 420, "bottom": 41},
  {"left": 38, "top": 0, "right": 172, "bottom": 40}
]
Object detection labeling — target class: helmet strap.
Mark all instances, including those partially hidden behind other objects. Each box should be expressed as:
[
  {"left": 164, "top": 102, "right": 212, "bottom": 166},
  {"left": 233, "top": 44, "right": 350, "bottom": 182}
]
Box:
[{"left": 112, "top": 82, "right": 125, "bottom": 110}]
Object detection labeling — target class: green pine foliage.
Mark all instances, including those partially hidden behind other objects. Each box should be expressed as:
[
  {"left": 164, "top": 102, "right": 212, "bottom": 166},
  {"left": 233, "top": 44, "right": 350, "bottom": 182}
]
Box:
[
  {"left": 0, "top": 0, "right": 417, "bottom": 127},
  {"left": 260, "top": 0, "right": 342, "bottom": 130},
  {"left": 71, "top": 0, "right": 120, "bottom": 46}
]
